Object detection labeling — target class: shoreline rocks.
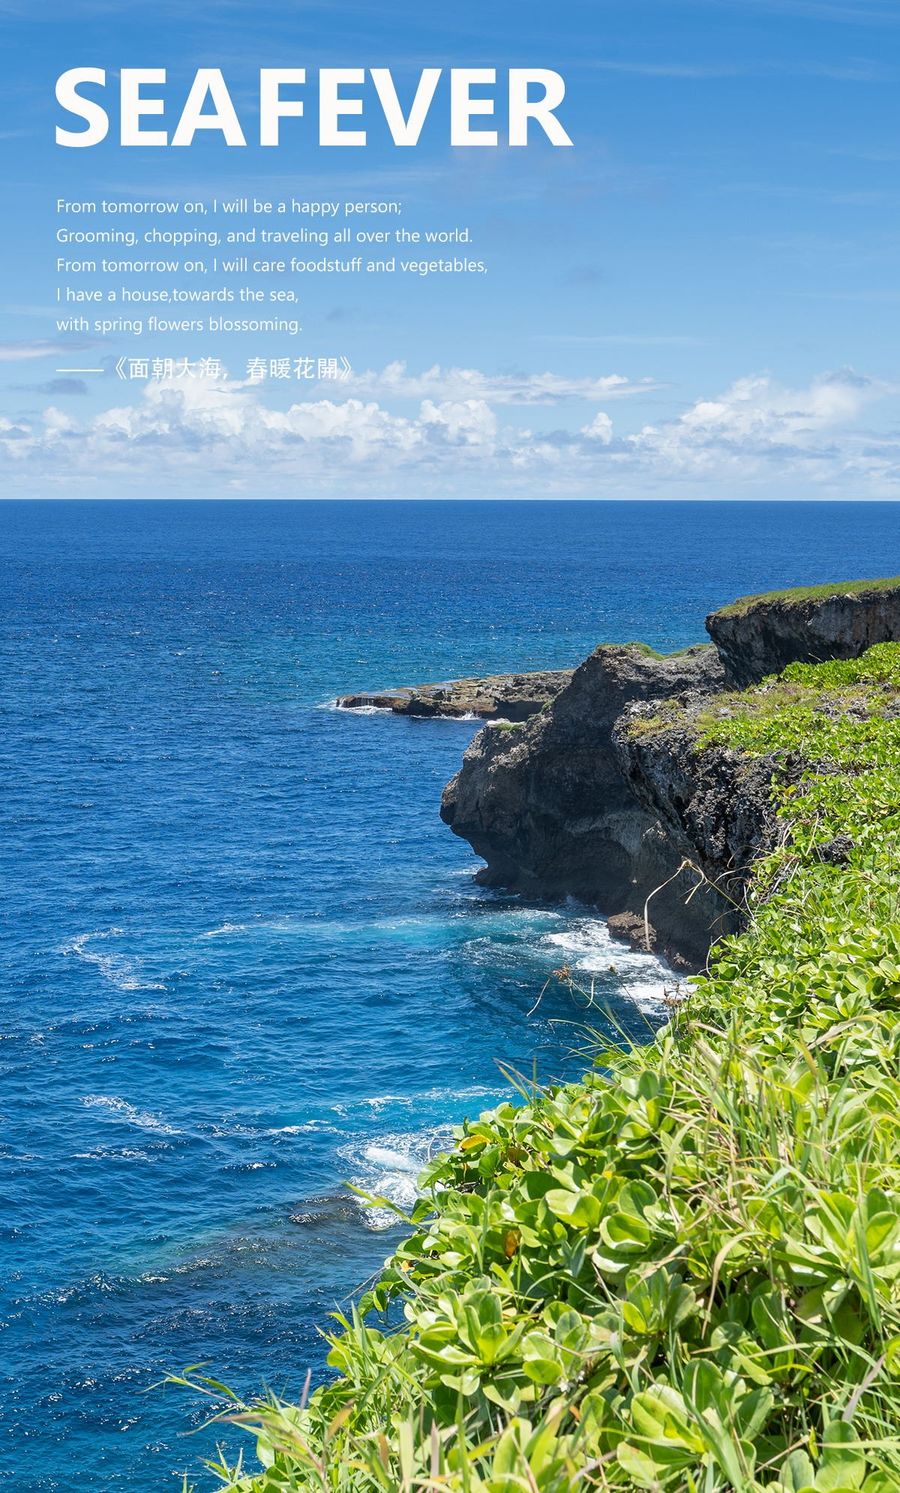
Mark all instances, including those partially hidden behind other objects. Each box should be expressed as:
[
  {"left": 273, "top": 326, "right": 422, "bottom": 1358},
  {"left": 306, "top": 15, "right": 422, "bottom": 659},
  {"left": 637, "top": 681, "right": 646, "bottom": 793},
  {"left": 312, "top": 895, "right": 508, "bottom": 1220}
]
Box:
[{"left": 336, "top": 670, "right": 572, "bottom": 721}]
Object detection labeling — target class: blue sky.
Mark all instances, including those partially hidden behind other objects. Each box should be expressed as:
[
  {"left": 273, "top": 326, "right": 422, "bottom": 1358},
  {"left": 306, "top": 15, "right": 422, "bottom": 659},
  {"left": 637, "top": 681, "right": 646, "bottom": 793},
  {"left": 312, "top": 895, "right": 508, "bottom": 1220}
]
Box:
[{"left": 1, "top": 0, "right": 898, "bottom": 497}]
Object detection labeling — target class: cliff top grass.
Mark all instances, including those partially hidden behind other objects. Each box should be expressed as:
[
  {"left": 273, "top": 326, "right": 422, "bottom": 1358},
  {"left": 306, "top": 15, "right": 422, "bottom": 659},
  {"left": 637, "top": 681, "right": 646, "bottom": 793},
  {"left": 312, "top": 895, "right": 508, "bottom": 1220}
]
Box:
[
  {"left": 182, "top": 645, "right": 900, "bottom": 1493},
  {"left": 711, "top": 575, "right": 900, "bottom": 619},
  {"left": 595, "top": 641, "right": 713, "bottom": 661}
]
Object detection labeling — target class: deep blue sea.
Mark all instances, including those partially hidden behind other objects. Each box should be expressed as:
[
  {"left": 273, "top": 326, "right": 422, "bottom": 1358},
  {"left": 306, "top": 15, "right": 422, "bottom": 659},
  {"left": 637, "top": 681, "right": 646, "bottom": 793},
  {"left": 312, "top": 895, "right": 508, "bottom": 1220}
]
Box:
[{"left": 2, "top": 499, "right": 899, "bottom": 1492}]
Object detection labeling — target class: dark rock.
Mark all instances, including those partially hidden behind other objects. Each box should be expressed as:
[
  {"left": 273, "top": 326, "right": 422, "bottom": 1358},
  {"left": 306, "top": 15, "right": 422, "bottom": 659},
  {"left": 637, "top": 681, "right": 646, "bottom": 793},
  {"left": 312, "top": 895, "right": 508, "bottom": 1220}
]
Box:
[
  {"left": 441, "top": 643, "right": 728, "bottom": 968},
  {"left": 439, "top": 575, "right": 900, "bottom": 970},
  {"left": 336, "top": 670, "right": 572, "bottom": 721},
  {"left": 337, "top": 688, "right": 418, "bottom": 712},
  {"left": 707, "top": 579, "right": 900, "bottom": 687},
  {"left": 614, "top": 712, "right": 794, "bottom": 917},
  {"left": 814, "top": 834, "right": 855, "bottom": 866},
  {"left": 607, "top": 910, "right": 658, "bottom": 955}
]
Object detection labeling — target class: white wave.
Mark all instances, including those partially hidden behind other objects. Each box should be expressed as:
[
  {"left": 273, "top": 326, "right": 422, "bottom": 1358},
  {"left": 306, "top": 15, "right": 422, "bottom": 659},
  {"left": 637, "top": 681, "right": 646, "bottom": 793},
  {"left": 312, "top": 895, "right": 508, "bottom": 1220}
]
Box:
[
  {"left": 206, "top": 1116, "right": 337, "bottom": 1138},
  {"left": 344, "top": 1083, "right": 509, "bottom": 1116},
  {"left": 403, "top": 711, "right": 482, "bottom": 723},
  {"left": 364, "top": 1145, "right": 421, "bottom": 1174},
  {"left": 81, "top": 1094, "right": 182, "bottom": 1136},
  {"left": 197, "top": 911, "right": 498, "bottom": 944},
  {"left": 60, "top": 929, "right": 165, "bottom": 992},
  {"left": 543, "top": 919, "right": 690, "bottom": 1012},
  {"left": 326, "top": 698, "right": 482, "bottom": 722},
  {"left": 329, "top": 700, "right": 394, "bottom": 715},
  {"left": 337, "top": 1127, "right": 453, "bottom": 1231},
  {"left": 74, "top": 1146, "right": 156, "bottom": 1162},
  {"left": 324, "top": 696, "right": 403, "bottom": 714}
]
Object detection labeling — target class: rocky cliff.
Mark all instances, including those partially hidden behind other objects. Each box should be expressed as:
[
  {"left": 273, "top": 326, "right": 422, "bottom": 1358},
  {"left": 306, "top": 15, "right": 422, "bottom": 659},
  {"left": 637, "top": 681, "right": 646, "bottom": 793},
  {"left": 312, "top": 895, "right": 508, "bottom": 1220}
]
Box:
[
  {"left": 613, "top": 706, "right": 793, "bottom": 932},
  {"left": 441, "top": 645, "right": 730, "bottom": 967},
  {"left": 707, "top": 575, "right": 900, "bottom": 686},
  {"left": 440, "top": 577, "right": 900, "bottom": 969}
]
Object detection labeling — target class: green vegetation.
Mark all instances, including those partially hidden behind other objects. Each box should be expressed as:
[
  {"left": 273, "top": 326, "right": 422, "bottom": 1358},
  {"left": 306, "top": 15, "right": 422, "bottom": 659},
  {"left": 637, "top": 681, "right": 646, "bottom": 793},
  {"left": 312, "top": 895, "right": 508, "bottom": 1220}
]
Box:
[
  {"left": 617, "top": 712, "right": 669, "bottom": 739},
  {"left": 620, "top": 642, "right": 665, "bottom": 658},
  {"left": 695, "top": 645, "right": 900, "bottom": 750},
  {"left": 587, "top": 641, "right": 666, "bottom": 660},
  {"left": 588, "top": 642, "right": 712, "bottom": 662},
  {"left": 713, "top": 576, "right": 900, "bottom": 619},
  {"left": 185, "top": 646, "right": 900, "bottom": 1492},
  {"left": 666, "top": 643, "right": 711, "bottom": 659}
]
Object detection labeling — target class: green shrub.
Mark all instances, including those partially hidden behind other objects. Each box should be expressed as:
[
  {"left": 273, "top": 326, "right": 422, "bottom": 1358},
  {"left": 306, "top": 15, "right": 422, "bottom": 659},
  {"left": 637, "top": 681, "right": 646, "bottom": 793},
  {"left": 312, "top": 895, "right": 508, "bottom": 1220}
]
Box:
[{"left": 181, "top": 645, "right": 900, "bottom": 1492}]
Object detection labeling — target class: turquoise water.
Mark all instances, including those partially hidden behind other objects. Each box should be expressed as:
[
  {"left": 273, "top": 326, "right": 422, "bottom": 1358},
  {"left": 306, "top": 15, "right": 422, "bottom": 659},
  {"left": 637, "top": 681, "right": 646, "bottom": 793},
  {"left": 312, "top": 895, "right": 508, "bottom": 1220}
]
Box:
[{"left": 2, "top": 499, "right": 899, "bottom": 1491}]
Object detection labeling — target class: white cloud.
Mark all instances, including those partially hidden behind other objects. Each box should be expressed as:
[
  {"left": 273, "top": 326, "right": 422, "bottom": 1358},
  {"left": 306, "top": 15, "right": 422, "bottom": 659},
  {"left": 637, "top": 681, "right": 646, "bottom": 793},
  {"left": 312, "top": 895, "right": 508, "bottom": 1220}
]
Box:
[
  {"left": 343, "top": 360, "right": 657, "bottom": 405},
  {"left": 581, "top": 411, "right": 614, "bottom": 444},
  {"left": 420, "top": 397, "right": 498, "bottom": 446},
  {"left": 1, "top": 364, "right": 897, "bottom": 499},
  {"left": 86, "top": 376, "right": 425, "bottom": 463},
  {"left": 629, "top": 370, "right": 892, "bottom": 472}
]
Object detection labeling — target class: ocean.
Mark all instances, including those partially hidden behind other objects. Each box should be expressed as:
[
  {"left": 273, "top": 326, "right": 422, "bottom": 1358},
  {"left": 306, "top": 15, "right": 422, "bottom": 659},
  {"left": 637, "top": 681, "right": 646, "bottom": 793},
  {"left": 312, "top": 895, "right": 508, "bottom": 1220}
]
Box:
[{"left": 2, "top": 498, "right": 898, "bottom": 1492}]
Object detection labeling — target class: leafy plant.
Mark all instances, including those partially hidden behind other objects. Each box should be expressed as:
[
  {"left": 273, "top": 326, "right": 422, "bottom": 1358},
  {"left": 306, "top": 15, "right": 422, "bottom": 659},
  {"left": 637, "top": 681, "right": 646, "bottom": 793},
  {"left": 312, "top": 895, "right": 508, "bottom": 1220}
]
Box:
[{"left": 179, "top": 644, "right": 900, "bottom": 1492}]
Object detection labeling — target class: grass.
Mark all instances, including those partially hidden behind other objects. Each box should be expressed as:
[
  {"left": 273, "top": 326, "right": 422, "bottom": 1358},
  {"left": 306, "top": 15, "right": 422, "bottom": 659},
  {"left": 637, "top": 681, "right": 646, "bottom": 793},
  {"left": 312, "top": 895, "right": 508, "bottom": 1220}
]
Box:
[
  {"left": 593, "top": 643, "right": 712, "bottom": 660},
  {"left": 712, "top": 576, "right": 900, "bottom": 619},
  {"left": 618, "top": 642, "right": 665, "bottom": 658},
  {"left": 179, "top": 645, "right": 900, "bottom": 1492},
  {"left": 617, "top": 712, "right": 670, "bottom": 739}
]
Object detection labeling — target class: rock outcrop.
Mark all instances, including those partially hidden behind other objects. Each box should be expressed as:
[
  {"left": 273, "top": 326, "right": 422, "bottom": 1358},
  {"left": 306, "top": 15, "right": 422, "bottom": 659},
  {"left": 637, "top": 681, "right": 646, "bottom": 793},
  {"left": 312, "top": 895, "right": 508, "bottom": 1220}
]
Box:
[
  {"left": 338, "top": 575, "right": 900, "bottom": 969},
  {"left": 336, "top": 670, "right": 572, "bottom": 721},
  {"left": 441, "top": 645, "right": 730, "bottom": 967},
  {"left": 707, "top": 577, "right": 900, "bottom": 687},
  {"left": 613, "top": 709, "right": 791, "bottom": 916},
  {"left": 439, "top": 578, "right": 900, "bottom": 967}
]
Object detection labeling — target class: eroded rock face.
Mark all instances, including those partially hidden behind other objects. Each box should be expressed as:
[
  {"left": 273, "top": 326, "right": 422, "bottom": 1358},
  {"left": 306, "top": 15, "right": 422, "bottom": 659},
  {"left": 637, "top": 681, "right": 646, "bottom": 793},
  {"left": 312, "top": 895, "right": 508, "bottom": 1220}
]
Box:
[
  {"left": 614, "top": 712, "right": 788, "bottom": 915},
  {"left": 440, "top": 644, "right": 728, "bottom": 967},
  {"left": 707, "top": 581, "right": 900, "bottom": 687},
  {"left": 336, "top": 670, "right": 572, "bottom": 721}
]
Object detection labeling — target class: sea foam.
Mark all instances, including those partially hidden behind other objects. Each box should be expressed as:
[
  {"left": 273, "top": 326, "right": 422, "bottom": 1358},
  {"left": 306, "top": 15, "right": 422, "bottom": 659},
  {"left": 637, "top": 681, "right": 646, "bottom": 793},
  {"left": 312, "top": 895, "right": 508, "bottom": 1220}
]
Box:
[
  {"left": 81, "top": 1095, "right": 182, "bottom": 1136},
  {"left": 337, "top": 1127, "right": 453, "bottom": 1230},
  {"left": 59, "top": 929, "right": 166, "bottom": 992},
  {"left": 543, "top": 918, "right": 690, "bottom": 1011}
]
